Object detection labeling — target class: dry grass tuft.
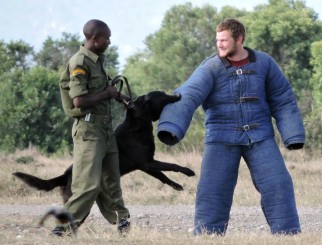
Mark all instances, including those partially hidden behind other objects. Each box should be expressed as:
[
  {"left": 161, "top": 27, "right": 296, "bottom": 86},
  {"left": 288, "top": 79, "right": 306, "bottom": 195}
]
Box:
[
  {"left": 1, "top": 215, "right": 321, "bottom": 245},
  {"left": 1, "top": 147, "right": 321, "bottom": 206},
  {"left": 0, "top": 146, "right": 71, "bottom": 205},
  {"left": 1, "top": 147, "right": 322, "bottom": 244}
]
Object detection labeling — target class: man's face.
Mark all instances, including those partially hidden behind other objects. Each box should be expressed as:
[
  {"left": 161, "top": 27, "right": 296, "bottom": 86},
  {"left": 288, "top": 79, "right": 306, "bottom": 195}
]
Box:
[
  {"left": 94, "top": 26, "right": 111, "bottom": 54},
  {"left": 216, "top": 30, "right": 237, "bottom": 58}
]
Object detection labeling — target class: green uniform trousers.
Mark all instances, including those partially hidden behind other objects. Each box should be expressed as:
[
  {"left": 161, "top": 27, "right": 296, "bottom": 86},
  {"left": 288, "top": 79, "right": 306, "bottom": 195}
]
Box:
[{"left": 64, "top": 118, "right": 129, "bottom": 225}]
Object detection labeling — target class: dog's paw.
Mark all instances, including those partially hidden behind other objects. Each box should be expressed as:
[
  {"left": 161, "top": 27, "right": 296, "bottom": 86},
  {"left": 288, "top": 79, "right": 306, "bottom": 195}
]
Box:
[
  {"left": 184, "top": 168, "right": 195, "bottom": 177},
  {"left": 171, "top": 183, "right": 184, "bottom": 191}
]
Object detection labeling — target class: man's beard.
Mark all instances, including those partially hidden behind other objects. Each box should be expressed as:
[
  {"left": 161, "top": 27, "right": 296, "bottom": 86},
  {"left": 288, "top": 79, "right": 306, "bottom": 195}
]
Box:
[{"left": 218, "top": 44, "right": 237, "bottom": 59}]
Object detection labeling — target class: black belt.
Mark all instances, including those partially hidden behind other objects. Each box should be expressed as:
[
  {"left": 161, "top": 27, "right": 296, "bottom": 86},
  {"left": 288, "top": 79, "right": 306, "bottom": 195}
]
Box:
[
  {"left": 235, "top": 97, "right": 259, "bottom": 103},
  {"left": 230, "top": 69, "right": 256, "bottom": 76},
  {"left": 77, "top": 113, "right": 111, "bottom": 124},
  {"left": 234, "top": 123, "right": 260, "bottom": 131}
]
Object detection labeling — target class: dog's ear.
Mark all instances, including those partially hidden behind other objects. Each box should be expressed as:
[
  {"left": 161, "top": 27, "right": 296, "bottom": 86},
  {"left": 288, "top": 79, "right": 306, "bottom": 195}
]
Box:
[
  {"left": 141, "top": 94, "right": 154, "bottom": 110},
  {"left": 131, "top": 95, "right": 147, "bottom": 118},
  {"left": 144, "top": 94, "right": 151, "bottom": 102},
  {"left": 134, "top": 95, "right": 146, "bottom": 103}
]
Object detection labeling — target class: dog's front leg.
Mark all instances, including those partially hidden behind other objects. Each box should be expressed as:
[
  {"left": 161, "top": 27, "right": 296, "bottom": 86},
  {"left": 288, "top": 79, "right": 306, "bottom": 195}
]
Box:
[
  {"left": 148, "top": 160, "right": 195, "bottom": 177},
  {"left": 143, "top": 170, "right": 184, "bottom": 191}
]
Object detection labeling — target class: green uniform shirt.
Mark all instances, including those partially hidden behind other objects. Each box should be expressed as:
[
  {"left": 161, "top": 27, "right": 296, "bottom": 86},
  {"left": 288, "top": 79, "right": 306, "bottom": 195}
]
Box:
[{"left": 59, "top": 45, "right": 111, "bottom": 118}]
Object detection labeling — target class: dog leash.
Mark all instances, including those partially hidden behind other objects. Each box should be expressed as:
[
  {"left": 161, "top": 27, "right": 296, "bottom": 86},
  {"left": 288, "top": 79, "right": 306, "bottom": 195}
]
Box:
[{"left": 110, "top": 75, "right": 135, "bottom": 109}]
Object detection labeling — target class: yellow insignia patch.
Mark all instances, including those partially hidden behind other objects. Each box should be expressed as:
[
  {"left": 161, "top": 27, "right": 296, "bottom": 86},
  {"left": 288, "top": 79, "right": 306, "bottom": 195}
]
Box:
[{"left": 72, "top": 68, "right": 86, "bottom": 76}]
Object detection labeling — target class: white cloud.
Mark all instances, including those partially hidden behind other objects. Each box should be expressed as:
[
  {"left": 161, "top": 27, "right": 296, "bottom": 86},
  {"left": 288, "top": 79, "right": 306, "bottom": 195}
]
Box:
[
  {"left": 60, "top": 27, "right": 66, "bottom": 33},
  {"left": 122, "top": 44, "right": 135, "bottom": 56},
  {"left": 50, "top": 21, "right": 57, "bottom": 29},
  {"left": 118, "top": 44, "right": 136, "bottom": 67},
  {"left": 149, "top": 14, "right": 164, "bottom": 29}
]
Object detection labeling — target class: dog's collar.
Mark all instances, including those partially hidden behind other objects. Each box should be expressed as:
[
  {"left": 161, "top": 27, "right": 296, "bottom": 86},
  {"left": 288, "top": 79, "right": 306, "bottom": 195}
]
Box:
[{"left": 123, "top": 100, "right": 136, "bottom": 110}]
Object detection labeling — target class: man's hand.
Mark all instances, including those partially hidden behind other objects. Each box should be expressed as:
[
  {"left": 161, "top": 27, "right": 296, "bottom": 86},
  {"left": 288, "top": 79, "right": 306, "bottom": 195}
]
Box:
[
  {"left": 104, "top": 85, "right": 132, "bottom": 105},
  {"left": 73, "top": 85, "right": 131, "bottom": 109},
  {"left": 103, "top": 85, "right": 118, "bottom": 99}
]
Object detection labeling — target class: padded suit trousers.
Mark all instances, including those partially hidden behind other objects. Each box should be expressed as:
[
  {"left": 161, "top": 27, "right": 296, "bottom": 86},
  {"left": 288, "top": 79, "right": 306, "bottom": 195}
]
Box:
[
  {"left": 64, "top": 119, "right": 129, "bottom": 226},
  {"left": 194, "top": 137, "right": 301, "bottom": 235}
]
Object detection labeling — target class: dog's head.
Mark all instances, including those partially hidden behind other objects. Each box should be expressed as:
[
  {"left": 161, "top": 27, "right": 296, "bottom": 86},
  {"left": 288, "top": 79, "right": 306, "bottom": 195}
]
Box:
[{"left": 133, "top": 91, "right": 181, "bottom": 121}]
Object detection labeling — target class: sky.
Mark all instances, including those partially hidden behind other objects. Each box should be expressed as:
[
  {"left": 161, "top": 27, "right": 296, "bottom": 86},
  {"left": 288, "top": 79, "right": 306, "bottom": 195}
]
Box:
[{"left": 1, "top": 0, "right": 321, "bottom": 68}]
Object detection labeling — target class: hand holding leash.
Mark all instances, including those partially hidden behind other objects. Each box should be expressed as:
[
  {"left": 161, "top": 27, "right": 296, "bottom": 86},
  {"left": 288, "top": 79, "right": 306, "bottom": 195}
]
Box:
[{"left": 110, "top": 75, "right": 134, "bottom": 108}]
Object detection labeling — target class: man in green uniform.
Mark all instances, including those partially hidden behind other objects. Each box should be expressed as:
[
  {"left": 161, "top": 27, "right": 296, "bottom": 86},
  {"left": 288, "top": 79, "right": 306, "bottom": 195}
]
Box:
[{"left": 54, "top": 19, "right": 130, "bottom": 236}]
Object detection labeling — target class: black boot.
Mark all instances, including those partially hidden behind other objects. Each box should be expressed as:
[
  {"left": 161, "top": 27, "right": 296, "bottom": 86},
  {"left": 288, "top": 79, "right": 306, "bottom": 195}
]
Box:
[
  {"left": 117, "top": 219, "right": 131, "bottom": 234},
  {"left": 51, "top": 226, "right": 70, "bottom": 237}
]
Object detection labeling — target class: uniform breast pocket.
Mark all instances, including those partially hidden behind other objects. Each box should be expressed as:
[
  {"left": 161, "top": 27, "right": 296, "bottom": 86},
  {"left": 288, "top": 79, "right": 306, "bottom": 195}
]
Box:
[{"left": 88, "top": 75, "right": 107, "bottom": 92}]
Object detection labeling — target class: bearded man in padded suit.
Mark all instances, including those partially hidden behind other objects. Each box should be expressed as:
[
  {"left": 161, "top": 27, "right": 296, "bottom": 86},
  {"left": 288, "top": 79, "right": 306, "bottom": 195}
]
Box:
[{"left": 158, "top": 18, "right": 305, "bottom": 235}]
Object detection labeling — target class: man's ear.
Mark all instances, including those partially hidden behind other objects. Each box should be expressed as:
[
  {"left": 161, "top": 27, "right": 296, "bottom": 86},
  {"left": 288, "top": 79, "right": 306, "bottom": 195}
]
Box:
[
  {"left": 237, "top": 34, "right": 245, "bottom": 44},
  {"left": 91, "top": 34, "right": 97, "bottom": 41}
]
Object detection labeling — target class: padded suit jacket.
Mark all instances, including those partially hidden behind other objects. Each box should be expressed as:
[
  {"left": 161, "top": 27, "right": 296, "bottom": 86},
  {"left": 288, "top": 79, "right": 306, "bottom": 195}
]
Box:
[{"left": 157, "top": 48, "right": 305, "bottom": 148}]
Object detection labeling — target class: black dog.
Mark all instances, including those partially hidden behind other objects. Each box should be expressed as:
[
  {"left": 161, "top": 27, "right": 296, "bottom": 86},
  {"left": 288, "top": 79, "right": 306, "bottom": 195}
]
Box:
[{"left": 13, "top": 91, "right": 195, "bottom": 204}]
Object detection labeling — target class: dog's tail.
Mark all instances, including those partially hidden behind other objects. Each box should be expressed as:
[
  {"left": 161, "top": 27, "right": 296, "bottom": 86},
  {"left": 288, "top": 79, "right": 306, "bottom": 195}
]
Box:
[
  {"left": 39, "top": 207, "right": 78, "bottom": 236},
  {"left": 12, "top": 171, "right": 68, "bottom": 191}
]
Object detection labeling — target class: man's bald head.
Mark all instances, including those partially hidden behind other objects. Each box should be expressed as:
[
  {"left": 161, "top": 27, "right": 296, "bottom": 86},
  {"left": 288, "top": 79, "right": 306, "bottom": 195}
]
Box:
[{"left": 83, "top": 19, "right": 110, "bottom": 40}]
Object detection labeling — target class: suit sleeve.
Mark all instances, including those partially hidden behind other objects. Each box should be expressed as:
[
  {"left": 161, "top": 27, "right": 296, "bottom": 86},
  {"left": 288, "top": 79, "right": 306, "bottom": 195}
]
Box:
[
  {"left": 157, "top": 66, "right": 213, "bottom": 146},
  {"left": 265, "top": 57, "right": 305, "bottom": 148}
]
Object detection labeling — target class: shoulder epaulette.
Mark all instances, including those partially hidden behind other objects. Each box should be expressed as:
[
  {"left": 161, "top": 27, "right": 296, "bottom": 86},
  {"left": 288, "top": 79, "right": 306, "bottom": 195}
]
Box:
[{"left": 74, "top": 52, "right": 85, "bottom": 66}]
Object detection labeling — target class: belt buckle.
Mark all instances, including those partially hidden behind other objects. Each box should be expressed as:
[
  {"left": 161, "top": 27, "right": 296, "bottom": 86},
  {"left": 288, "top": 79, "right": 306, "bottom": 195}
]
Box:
[
  {"left": 84, "top": 113, "right": 91, "bottom": 122},
  {"left": 243, "top": 125, "right": 250, "bottom": 131},
  {"left": 239, "top": 97, "right": 246, "bottom": 103},
  {"left": 236, "top": 69, "right": 243, "bottom": 75}
]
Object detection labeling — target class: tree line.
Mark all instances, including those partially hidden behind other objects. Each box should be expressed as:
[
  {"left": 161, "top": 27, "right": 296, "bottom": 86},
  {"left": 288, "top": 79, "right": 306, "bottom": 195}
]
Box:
[{"left": 0, "top": 0, "right": 321, "bottom": 156}]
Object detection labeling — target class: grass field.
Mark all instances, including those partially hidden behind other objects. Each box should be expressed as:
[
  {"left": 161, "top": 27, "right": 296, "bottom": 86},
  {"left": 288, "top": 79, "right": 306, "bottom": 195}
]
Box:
[{"left": 0, "top": 147, "right": 321, "bottom": 244}]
